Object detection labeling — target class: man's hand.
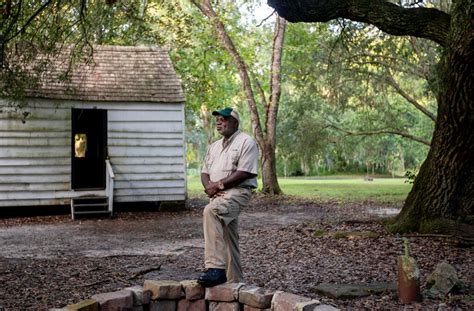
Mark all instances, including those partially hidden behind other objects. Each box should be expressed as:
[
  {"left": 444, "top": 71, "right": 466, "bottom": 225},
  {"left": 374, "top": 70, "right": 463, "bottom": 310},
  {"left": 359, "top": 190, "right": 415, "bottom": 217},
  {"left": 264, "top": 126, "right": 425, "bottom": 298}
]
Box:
[{"left": 204, "top": 181, "right": 220, "bottom": 198}]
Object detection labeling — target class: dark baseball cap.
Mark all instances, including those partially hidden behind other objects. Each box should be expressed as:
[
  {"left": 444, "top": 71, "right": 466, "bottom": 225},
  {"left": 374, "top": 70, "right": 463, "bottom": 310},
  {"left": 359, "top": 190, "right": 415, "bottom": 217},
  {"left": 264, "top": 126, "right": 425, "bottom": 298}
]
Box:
[{"left": 212, "top": 107, "right": 240, "bottom": 123}]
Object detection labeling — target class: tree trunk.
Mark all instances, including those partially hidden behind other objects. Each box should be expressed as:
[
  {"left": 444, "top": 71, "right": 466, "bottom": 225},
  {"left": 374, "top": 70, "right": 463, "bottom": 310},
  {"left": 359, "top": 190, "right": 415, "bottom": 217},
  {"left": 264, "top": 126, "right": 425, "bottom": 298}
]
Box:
[
  {"left": 391, "top": 0, "right": 474, "bottom": 235},
  {"left": 262, "top": 145, "right": 282, "bottom": 194},
  {"left": 399, "top": 150, "right": 405, "bottom": 174},
  {"left": 261, "top": 15, "right": 286, "bottom": 194}
]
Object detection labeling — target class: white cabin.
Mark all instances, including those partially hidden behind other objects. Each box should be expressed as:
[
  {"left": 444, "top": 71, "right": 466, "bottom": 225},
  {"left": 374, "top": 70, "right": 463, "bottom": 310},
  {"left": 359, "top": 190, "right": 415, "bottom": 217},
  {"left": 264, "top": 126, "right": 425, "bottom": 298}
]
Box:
[{"left": 0, "top": 46, "right": 186, "bottom": 213}]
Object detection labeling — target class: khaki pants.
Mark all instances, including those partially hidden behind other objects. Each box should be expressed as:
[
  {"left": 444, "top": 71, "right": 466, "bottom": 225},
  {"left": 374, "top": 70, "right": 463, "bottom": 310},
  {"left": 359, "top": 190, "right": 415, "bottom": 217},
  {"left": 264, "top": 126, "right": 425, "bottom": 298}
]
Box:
[{"left": 203, "top": 187, "right": 252, "bottom": 283}]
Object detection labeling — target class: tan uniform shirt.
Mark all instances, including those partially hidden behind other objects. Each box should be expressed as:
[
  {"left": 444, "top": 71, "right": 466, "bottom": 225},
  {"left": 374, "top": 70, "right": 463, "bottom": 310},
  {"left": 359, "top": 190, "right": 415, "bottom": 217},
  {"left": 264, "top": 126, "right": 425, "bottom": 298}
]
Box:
[{"left": 202, "top": 130, "right": 259, "bottom": 188}]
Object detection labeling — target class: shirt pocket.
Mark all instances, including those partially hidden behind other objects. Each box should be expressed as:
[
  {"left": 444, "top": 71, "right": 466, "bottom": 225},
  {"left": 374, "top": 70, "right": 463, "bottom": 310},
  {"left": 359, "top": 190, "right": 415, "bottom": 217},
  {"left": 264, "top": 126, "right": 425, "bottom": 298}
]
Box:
[{"left": 225, "top": 149, "right": 240, "bottom": 171}]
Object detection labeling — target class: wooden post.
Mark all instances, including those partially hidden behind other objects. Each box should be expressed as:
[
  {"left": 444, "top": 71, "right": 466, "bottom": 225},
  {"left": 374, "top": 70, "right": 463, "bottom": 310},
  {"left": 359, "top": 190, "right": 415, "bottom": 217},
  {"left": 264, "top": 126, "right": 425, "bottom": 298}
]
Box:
[{"left": 397, "top": 239, "right": 421, "bottom": 303}]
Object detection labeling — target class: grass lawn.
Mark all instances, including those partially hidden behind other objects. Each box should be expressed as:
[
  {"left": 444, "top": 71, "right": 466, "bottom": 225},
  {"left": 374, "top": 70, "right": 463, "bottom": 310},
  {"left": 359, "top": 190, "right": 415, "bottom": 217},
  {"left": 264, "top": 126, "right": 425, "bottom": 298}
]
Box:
[{"left": 187, "top": 175, "right": 412, "bottom": 203}]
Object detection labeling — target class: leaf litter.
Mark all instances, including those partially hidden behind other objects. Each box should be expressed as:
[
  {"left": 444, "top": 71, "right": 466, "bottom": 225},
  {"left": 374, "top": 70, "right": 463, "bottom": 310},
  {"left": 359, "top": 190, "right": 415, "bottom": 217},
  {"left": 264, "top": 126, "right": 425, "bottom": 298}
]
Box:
[{"left": 0, "top": 195, "right": 472, "bottom": 310}]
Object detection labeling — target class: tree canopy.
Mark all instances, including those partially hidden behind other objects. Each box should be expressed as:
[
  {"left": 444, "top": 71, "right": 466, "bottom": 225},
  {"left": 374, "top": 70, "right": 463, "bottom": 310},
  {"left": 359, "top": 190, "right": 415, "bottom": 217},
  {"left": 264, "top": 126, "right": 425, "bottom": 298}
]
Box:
[
  {"left": 3, "top": 0, "right": 471, "bottom": 237},
  {"left": 268, "top": 0, "right": 473, "bottom": 238}
]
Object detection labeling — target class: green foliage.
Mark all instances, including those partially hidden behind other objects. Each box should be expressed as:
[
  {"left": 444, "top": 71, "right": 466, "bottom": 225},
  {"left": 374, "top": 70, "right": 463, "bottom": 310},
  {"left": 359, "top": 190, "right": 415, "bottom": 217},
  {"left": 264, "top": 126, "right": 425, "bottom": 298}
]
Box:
[
  {"left": 167, "top": 1, "right": 279, "bottom": 169},
  {"left": 1, "top": 0, "right": 441, "bottom": 184},
  {"left": 276, "top": 20, "right": 436, "bottom": 177},
  {"left": 404, "top": 169, "right": 417, "bottom": 184},
  {"left": 314, "top": 230, "right": 326, "bottom": 238},
  {"left": 1, "top": 0, "right": 173, "bottom": 98}
]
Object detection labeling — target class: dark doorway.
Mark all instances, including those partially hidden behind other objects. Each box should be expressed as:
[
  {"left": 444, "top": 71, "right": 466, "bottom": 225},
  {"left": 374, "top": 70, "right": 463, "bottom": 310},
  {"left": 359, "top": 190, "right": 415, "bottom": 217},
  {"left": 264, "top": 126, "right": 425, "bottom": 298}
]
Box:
[{"left": 71, "top": 108, "right": 107, "bottom": 190}]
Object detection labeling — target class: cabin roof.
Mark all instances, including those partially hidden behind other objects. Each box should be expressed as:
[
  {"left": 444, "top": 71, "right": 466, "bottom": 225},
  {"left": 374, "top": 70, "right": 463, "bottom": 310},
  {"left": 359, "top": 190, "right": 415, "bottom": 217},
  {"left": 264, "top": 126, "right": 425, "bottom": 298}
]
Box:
[{"left": 25, "top": 45, "right": 185, "bottom": 103}]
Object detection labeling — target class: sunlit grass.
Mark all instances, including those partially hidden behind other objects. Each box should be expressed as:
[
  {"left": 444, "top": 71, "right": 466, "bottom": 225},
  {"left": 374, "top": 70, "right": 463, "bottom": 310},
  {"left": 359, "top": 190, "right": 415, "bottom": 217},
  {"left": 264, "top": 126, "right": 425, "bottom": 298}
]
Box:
[
  {"left": 277, "top": 177, "right": 411, "bottom": 203},
  {"left": 187, "top": 175, "right": 205, "bottom": 197},
  {"left": 187, "top": 175, "right": 412, "bottom": 203}
]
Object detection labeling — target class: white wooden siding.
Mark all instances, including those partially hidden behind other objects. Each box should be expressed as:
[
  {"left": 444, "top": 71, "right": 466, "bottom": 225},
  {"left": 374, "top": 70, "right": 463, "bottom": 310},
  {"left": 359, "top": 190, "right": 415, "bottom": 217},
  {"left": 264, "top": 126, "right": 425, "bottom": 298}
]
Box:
[
  {"left": 0, "top": 183, "right": 70, "bottom": 191},
  {"left": 108, "top": 110, "right": 182, "bottom": 121},
  {"left": 115, "top": 179, "right": 185, "bottom": 189},
  {"left": 0, "top": 165, "right": 69, "bottom": 175},
  {"left": 113, "top": 173, "right": 184, "bottom": 181},
  {"left": 0, "top": 101, "right": 71, "bottom": 207},
  {"left": 0, "top": 99, "right": 186, "bottom": 208},
  {"left": 1, "top": 119, "right": 70, "bottom": 131},
  {"left": 108, "top": 121, "right": 182, "bottom": 133},
  {"left": 0, "top": 146, "right": 69, "bottom": 158},
  {"left": 0, "top": 199, "right": 71, "bottom": 207},
  {"left": 111, "top": 157, "right": 182, "bottom": 165},
  {"left": 108, "top": 146, "right": 183, "bottom": 157},
  {"left": 108, "top": 105, "right": 186, "bottom": 203}
]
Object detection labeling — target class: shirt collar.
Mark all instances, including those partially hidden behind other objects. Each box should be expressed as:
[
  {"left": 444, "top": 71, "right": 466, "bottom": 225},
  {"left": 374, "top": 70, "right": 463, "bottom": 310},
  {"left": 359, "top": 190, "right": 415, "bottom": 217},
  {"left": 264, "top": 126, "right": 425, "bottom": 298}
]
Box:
[{"left": 222, "top": 129, "right": 240, "bottom": 149}]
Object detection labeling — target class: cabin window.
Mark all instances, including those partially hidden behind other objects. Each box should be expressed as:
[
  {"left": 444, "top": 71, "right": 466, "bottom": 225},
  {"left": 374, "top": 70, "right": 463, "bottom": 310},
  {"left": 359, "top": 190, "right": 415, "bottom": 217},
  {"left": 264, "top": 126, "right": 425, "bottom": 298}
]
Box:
[{"left": 74, "top": 134, "right": 87, "bottom": 158}]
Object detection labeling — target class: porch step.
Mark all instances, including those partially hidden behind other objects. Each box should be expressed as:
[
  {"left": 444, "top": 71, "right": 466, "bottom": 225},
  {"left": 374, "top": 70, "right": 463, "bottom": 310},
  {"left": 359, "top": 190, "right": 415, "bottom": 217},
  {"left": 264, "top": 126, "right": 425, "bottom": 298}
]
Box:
[
  {"left": 71, "top": 196, "right": 112, "bottom": 220},
  {"left": 74, "top": 210, "right": 112, "bottom": 215}
]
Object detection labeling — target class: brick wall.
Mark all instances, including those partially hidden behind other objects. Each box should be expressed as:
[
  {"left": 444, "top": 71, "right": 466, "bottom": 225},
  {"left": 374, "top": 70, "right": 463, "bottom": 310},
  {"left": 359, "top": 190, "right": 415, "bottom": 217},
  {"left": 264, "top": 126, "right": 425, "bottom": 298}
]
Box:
[{"left": 52, "top": 279, "right": 340, "bottom": 311}]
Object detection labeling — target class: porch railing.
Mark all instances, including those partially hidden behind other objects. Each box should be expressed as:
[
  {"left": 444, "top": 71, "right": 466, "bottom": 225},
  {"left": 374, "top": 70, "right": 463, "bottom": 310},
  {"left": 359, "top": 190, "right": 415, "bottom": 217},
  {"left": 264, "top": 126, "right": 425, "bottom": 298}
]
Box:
[{"left": 105, "top": 159, "right": 115, "bottom": 215}]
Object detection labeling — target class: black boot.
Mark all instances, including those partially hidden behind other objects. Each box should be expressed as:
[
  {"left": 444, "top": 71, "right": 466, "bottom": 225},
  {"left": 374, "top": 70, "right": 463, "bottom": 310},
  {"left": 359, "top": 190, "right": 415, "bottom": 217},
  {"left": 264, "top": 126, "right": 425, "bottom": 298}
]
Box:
[{"left": 197, "top": 268, "right": 227, "bottom": 287}]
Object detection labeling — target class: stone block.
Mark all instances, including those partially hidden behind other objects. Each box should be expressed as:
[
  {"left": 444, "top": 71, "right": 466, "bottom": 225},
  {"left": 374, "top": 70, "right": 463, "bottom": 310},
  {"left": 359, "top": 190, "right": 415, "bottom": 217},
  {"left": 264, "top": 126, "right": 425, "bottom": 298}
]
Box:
[
  {"left": 295, "top": 300, "right": 322, "bottom": 311},
  {"left": 313, "top": 305, "right": 340, "bottom": 311},
  {"left": 91, "top": 289, "right": 133, "bottom": 310},
  {"left": 205, "top": 283, "right": 245, "bottom": 302},
  {"left": 209, "top": 301, "right": 240, "bottom": 311},
  {"left": 177, "top": 298, "right": 206, "bottom": 311},
  {"left": 312, "top": 282, "right": 396, "bottom": 299},
  {"left": 180, "top": 280, "right": 205, "bottom": 300},
  {"left": 63, "top": 299, "right": 99, "bottom": 311},
  {"left": 125, "top": 285, "right": 152, "bottom": 306},
  {"left": 271, "top": 291, "right": 311, "bottom": 311},
  {"left": 243, "top": 305, "right": 271, "bottom": 311},
  {"left": 149, "top": 299, "right": 176, "bottom": 311},
  {"left": 239, "top": 285, "right": 273, "bottom": 308},
  {"left": 425, "top": 262, "right": 460, "bottom": 296},
  {"left": 144, "top": 279, "right": 183, "bottom": 300}
]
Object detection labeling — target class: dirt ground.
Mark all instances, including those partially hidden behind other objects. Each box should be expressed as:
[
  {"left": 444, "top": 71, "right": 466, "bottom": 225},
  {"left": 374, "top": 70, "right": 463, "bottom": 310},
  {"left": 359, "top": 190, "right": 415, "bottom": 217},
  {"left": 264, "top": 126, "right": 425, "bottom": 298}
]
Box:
[{"left": 0, "top": 195, "right": 472, "bottom": 310}]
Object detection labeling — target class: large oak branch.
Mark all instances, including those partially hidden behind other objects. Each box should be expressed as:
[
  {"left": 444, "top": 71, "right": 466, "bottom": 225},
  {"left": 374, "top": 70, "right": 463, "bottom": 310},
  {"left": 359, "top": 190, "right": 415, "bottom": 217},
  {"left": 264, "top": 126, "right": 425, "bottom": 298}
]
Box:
[
  {"left": 267, "top": 0, "right": 450, "bottom": 46},
  {"left": 330, "top": 124, "right": 431, "bottom": 146},
  {"left": 384, "top": 72, "right": 437, "bottom": 122}
]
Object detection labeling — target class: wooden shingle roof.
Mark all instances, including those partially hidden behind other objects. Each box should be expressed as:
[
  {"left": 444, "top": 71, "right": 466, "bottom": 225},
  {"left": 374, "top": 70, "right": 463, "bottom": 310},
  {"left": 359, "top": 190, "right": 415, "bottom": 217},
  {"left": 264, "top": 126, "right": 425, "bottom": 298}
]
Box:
[{"left": 26, "top": 45, "right": 185, "bottom": 103}]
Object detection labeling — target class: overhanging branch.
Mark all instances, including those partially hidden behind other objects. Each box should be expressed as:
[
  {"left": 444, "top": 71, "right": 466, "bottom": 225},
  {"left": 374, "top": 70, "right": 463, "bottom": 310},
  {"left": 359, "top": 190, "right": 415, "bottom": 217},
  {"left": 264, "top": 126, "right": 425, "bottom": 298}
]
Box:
[
  {"left": 384, "top": 71, "right": 437, "bottom": 122},
  {"left": 267, "top": 0, "right": 450, "bottom": 46},
  {"left": 337, "top": 65, "right": 437, "bottom": 122},
  {"left": 329, "top": 124, "right": 431, "bottom": 146},
  {"left": 5, "top": 0, "right": 53, "bottom": 42},
  {"left": 343, "top": 52, "right": 426, "bottom": 78}
]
